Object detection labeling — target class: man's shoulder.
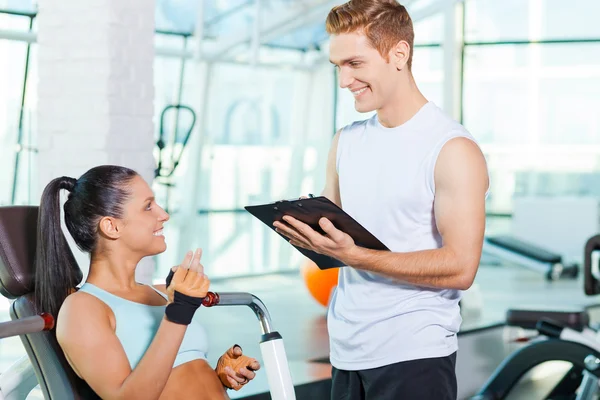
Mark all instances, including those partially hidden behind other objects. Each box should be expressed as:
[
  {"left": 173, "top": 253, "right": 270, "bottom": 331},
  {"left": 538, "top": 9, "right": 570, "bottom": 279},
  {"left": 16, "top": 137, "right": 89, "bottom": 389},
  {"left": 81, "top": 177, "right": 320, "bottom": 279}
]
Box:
[
  {"left": 424, "top": 104, "right": 471, "bottom": 137},
  {"left": 340, "top": 114, "right": 376, "bottom": 133}
]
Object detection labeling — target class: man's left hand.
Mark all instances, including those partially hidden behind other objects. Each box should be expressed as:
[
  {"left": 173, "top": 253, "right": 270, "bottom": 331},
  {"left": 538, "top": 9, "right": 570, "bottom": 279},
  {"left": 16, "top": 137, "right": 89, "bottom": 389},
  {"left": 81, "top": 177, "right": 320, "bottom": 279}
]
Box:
[{"left": 274, "top": 216, "right": 356, "bottom": 262}]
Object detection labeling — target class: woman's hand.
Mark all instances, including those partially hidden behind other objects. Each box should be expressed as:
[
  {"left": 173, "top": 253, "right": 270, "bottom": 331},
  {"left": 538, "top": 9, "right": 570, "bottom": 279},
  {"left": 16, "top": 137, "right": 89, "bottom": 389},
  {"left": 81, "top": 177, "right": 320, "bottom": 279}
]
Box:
[
  {"left": 166, "top": 248, "right": 210, "bottom": 304},
  {"left": 216, "top": 345, "right": 261, "bottom": 391}
]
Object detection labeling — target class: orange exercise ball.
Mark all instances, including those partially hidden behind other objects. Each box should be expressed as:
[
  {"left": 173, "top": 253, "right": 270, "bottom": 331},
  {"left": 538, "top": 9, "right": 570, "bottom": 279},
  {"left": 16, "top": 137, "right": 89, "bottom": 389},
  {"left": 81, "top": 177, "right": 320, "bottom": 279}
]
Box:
[{"left": 300, "top": 260, "right": 339, "bottom": 307}]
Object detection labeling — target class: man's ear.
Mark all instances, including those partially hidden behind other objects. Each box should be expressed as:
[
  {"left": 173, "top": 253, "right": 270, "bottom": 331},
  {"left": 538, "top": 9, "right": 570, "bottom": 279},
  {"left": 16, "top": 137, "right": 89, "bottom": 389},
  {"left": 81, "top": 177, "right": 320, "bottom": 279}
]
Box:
[
  {"left": 390, "top": 40, "right": 410, "bottom": 71},
  {"left": 98, "top": 216, "right": 122, "bottom": 240}
]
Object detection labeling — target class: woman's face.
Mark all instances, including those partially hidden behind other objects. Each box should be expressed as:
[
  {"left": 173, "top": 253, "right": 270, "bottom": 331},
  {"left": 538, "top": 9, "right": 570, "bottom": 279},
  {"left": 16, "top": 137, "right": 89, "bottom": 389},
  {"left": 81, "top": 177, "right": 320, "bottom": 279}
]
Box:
[{"left": 117, "top": 175, "right": 170, "bottom": 257}]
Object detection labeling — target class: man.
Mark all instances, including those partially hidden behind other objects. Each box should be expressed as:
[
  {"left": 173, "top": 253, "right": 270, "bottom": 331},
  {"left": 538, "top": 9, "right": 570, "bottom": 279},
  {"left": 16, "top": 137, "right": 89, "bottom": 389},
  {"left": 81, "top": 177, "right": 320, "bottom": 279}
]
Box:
[{"left": 274, "top": 0, "right": 489, "bottom": 399}]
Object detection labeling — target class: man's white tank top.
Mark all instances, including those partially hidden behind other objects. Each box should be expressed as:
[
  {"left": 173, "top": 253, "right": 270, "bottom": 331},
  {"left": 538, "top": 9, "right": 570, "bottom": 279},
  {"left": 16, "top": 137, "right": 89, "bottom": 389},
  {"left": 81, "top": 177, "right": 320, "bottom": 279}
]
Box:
[{"left": 328, "top": 101, "right": 481, "bottom": 370}]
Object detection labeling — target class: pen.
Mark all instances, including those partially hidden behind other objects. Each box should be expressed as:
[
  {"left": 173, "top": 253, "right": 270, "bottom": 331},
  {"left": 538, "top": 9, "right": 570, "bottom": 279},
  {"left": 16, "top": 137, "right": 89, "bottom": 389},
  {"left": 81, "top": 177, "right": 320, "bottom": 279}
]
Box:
[{"left": 308, "top": 193, "right": 314, "bottom": 198}]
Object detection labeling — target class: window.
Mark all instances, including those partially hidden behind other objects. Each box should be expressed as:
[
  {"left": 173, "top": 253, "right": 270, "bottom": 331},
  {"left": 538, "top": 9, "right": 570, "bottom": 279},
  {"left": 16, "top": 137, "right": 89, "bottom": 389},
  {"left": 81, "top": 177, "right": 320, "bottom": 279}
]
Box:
[
  {"left": 463, "top": 0, "right": 600, "bottom": 215},
  {"left": 0, "top": 13, "right": 37, "bottom": 205},
  {"left": 155, "top": 61, "right": 334, "bottom": 279},
  {"left": 465, "top": 0, "right": 600, "bottom": 43}
]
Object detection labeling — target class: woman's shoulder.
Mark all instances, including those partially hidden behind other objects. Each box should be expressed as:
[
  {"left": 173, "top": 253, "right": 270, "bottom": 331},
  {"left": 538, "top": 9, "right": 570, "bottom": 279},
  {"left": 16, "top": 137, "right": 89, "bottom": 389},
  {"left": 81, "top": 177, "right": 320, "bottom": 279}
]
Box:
[
  {"left": 62, "top": 288, "right": 108, "bottom": 311},
  {"left": 58, "top": 289, "right": 115, "bottom": 333}
]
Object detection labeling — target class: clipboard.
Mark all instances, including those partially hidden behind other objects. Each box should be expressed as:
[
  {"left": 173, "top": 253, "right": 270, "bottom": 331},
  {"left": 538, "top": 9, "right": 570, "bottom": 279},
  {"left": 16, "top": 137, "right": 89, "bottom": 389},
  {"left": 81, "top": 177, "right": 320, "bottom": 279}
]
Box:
[{"left": 244, "top": 196, "right": 389, "bottom": 270}]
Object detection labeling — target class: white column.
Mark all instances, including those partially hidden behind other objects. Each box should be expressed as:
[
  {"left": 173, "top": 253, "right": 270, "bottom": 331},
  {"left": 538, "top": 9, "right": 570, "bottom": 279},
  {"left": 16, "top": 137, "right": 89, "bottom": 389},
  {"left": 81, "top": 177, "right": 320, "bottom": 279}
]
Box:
[
  {"left": 442, "top": 1, "right": 464, "bottom": 121},
  {"left": 36, "top": 0, "right": 156, "bottom": 283}
]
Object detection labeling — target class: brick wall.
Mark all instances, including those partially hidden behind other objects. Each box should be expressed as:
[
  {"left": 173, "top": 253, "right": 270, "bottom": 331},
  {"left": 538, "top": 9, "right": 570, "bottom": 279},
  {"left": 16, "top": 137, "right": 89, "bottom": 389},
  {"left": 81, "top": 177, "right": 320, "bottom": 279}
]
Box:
[{"left": 36, "top": 0, "right": 156, "bottom": 283}]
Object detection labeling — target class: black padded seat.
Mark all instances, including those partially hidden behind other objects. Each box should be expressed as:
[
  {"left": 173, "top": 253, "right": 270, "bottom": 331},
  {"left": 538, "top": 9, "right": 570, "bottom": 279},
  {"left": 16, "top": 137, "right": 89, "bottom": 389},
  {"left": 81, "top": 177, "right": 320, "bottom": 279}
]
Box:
[
  {"left": 487, "top": 236, "right": 562, "bottom": 264},
  {"left": 0, "top": 206, "right": 99, "bottom": 399},
  {"left": 506, "top": 308, "right": 589, "bottom": 331}
]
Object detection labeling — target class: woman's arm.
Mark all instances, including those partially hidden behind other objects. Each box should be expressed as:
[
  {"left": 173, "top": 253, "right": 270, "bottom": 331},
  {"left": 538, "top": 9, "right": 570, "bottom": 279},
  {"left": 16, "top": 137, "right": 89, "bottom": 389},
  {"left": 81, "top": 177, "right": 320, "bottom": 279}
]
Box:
[
  {"left": 58, "top": 249, "right": 209, "bottom": 400},
  {"left": 58, "top": 293, "right": 186, "bottom": 400}
]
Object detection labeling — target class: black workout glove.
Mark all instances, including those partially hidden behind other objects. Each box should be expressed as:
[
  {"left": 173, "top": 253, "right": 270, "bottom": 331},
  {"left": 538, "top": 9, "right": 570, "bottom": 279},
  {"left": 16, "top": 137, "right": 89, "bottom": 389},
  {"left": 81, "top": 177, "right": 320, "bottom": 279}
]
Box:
[{"left": 164, "top": 269, "right": 205, "bottom": 325}]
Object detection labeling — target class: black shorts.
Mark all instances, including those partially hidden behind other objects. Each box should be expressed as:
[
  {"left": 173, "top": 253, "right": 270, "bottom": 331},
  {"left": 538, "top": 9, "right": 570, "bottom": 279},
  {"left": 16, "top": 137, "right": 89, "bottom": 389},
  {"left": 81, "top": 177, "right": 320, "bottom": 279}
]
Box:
[{"left": 331, "top": 352, "right": 457, "bottom": 400}]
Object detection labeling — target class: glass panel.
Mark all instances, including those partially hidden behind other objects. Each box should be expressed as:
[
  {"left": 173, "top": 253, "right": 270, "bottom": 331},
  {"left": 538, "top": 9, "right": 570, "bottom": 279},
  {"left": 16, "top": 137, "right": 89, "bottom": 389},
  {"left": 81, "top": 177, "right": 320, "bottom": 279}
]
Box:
[
  {"left": 267, "top": 22, "right": 328, "bottom": 51},
  {"left": 414, "top": 13, "right": 443, "bottom": 45},
  {"left": 0, "top": 37, "right": 27, "bottom": 205},
  {"left": 412, "top": 46, "right": 444, "bottom": 108},
  {"left": 0, "top": 12, "right": 34, "bottom": 370},
  {"left": 542, "top": 0, "right": 600, "bottom": 39},
  {"left": 406, "top": 0, "right": 440, "bottom": 15},
  {"left": 0, "top": 0, "right": 36, "bottom": 13},
  {"left": 465, "top": 0, "right": 600, "bottom": 43},
  {"left": 155, "top": 61, "right": 334, "bottom": 279},
  {"left": 156, "top": 0, "right": 202, "bottom": 33},
  {"left": 465, "top": 0, "right": 528, "bottom": 42},
  {"left": 463, "top": 43, "right": 600, "bottom": 213}
]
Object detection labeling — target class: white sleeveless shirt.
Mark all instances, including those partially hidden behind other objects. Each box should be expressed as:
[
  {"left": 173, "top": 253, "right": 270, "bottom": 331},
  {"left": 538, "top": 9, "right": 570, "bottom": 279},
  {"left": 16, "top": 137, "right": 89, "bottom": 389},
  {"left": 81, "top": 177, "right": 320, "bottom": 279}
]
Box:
[{"left": 328, "top": 101, "right": 481, "bottom": 370}]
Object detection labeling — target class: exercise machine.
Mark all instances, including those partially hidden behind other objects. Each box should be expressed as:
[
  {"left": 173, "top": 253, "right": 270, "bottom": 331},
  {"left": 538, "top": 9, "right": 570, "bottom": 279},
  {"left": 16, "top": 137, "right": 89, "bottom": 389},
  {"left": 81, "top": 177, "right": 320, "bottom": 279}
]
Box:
[
  {"left": 202, "top": 291, "right": 296, "bottom": 400},
  {"left": 154, "top": 103, "right": 197, "bottom": 213},
  {"left": 484, "top": 235, "right": 579, "bottom": 281},
  {"left": 0, "top": 314, "right": 55, "bottom": 400},
  {"left": 472, "top": 235, "right": 600, "bottom": 399}
]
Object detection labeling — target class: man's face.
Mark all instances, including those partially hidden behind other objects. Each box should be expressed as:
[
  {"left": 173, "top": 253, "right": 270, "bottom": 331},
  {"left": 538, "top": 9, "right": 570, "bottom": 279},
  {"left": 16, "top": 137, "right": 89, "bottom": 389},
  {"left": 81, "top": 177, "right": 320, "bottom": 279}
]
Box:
[{"left": 329, "top": 31, "right": 398, "bottom": 113}]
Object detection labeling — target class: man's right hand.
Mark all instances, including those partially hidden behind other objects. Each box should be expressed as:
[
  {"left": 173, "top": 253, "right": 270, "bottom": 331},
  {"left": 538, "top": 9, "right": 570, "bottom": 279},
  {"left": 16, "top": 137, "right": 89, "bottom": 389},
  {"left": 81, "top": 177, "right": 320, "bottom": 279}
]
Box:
[{"left": 166, "top": 248, "right": 210, "bottom": 304}]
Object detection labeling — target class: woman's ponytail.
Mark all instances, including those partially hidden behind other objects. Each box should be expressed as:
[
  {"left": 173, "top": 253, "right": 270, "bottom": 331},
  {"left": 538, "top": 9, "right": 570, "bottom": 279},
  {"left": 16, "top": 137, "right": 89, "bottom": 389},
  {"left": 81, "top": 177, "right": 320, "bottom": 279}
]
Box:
[{"left": 34, "top": 177, "right": 83, "bottom": 319}]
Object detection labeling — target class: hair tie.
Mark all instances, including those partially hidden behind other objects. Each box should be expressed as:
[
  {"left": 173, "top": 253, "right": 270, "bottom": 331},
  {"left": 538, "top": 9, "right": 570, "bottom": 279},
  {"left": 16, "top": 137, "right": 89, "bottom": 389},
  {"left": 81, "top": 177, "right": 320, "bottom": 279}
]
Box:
[{"left": 59, "top": 177, "right": 77, "bottom": 192}]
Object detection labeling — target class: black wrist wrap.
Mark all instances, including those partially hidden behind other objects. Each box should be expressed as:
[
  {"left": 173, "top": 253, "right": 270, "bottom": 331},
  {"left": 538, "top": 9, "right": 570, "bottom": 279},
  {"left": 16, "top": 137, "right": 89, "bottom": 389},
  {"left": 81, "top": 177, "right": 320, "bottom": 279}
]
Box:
[
  {"left": 165, "top": 291, "right": 203, "bottom": 325},
  {"left": 164, "top": 269, "right": 205, "bottom": 325},
  {"left": 166, "top": 269, "right": 175, "bottom": 287}
]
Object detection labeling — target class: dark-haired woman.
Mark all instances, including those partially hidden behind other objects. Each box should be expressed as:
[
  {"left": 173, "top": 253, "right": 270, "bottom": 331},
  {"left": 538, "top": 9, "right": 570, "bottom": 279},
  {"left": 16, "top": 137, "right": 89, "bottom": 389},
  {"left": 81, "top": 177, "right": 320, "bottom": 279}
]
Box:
[{"left": 35, "top": 165, "right": 260, "bottom": 399}]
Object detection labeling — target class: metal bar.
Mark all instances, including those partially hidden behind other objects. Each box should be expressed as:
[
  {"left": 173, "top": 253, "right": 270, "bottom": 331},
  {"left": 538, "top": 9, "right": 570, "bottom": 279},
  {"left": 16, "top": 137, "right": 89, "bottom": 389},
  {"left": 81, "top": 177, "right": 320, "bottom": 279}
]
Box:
[
  {"left": 209, "top": 0, "right": 333, "bottom": 60},
  {"left": 197, "top": 208, "right": 246, "bottom": 214},
  {"left": 0, "top": 8, "right": 36, "bottom": 17},
  {"left": 155, "top": 44, "right": 315, "bottom": 70},
  {"left": 465, "top": 38, "right": 600, "bottom": 46},
  {"left": 486, "top": 212, "right": 512, "bottom": 218},
  {"left": 0, "top": 28, "right": 36, "bottom": 42},
  {"left": 263, "top": 42, "right": 309, "bottom": 52},
  {"left": 204, "top": 0, "right": 254, "bottom": 27},
  {"left": 11, "top": 15, "right": 34, "bottom": 205},
  {"left": 173, "top": 36, "right": 188, "bottom": 152},
  {"left": 194, "top": 0, "right": 205, "bottom": 58},
  {"left": 203, "top": 292, "right": 273, "bottom": 335},
  {"left": 459, "top": 2, "right": 466, "bottom": 125},
  {"left": 251, "top": 0, "right": 262, "bottom": 65},
  {"left": 332, "top": 65, "right": 338, "bottom": 133},
  {"left": 175, "top": 63, "right": 213, "bottom": 259},
  {"left": 155, "top": 29, "right": 193, "bottom": 37},
  {"left": 0, "top": 314, "right": 54, "bottom": 339},
  {"left": 414, "top": 43, "right": 443, "bottom": 48},
  {"left": 442, "top": 1, "right": 461, "bottom": 121}
]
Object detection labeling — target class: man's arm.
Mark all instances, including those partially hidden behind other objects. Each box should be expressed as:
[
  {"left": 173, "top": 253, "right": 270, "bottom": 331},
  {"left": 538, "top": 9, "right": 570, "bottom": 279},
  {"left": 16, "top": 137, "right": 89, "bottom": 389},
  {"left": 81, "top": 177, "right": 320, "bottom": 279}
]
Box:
[
  {"left": 343, "top": 137, "right": 488, "bottom": 290},
  {"left": 321, "top": 130, "right": 342, "bottom": 207},
  {"left": 275, "top": 136, "right": 488, "bottom": 291}
]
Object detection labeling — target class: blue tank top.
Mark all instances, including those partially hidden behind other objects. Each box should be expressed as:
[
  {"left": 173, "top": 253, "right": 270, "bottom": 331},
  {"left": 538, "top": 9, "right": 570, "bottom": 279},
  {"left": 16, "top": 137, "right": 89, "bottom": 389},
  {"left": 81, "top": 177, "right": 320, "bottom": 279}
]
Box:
[{"left": 78, "top": 283, "right": 209, "bottom": 369}]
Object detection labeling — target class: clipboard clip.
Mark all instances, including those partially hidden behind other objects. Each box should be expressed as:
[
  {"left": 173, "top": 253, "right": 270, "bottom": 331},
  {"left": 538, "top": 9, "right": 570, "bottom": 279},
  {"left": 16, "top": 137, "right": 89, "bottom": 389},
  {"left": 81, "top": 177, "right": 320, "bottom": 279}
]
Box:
[{"left": 273, "top": 194, "right": 316, "bottom": 210}]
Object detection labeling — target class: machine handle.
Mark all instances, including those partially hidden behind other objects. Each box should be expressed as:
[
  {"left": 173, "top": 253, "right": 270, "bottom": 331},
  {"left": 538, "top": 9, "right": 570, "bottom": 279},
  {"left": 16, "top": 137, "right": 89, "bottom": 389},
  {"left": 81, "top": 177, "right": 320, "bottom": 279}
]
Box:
[
  {"left": 584, "top": 235, "right": 600, "bottom": 295},
  {"left": 0, "top": 313, "right": 54, "bottom": 339},
  {"left": 202, "top": 291, "right": 296, "bottom": 399},
  {"left": 202, "top": 291, "right": 273, "bottom": 335},
  {"left": 536, "top": 318, "right": 563, "bottom": 338}
]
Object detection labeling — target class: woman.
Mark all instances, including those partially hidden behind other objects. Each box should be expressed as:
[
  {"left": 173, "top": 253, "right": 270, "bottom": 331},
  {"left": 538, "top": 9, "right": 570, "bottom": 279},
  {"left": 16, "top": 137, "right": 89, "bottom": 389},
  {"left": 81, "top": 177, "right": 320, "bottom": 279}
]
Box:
[{"left": 35, "top": 165, "right": 260, "bottom": 399}]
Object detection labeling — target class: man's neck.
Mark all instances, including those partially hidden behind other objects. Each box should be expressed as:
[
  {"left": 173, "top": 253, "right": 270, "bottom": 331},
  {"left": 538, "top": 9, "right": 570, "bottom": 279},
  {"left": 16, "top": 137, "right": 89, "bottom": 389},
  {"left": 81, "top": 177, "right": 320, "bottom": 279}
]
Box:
[{"left": 377, "top": 75, "right": 428, "bottom": 128}]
